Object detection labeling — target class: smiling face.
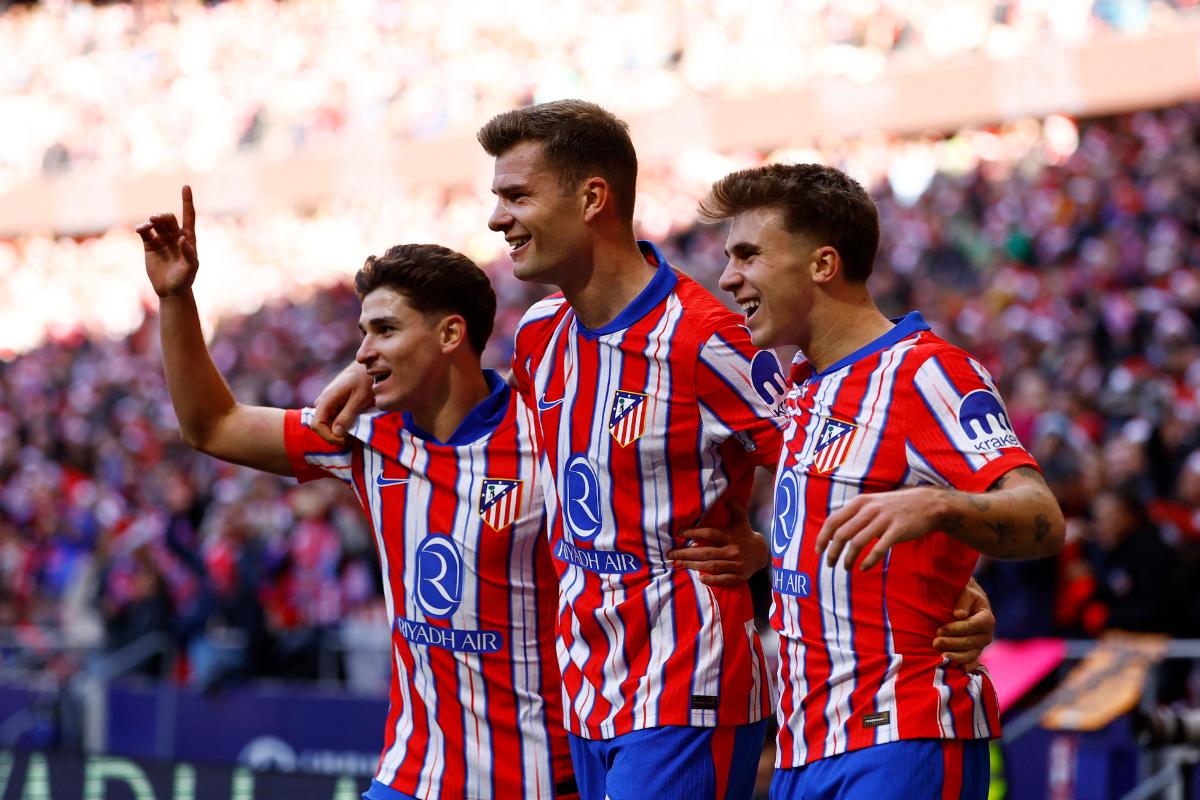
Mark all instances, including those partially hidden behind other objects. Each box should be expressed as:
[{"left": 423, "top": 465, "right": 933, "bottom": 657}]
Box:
[
  {"left": 718, "top": 206, "right": 819, "bottom": 350},
  {"left": 487, "top": 140, "right": 589, "bottom": 287},
  {"left": 355, "top": 288, "right": 449, "bottom": 413}
]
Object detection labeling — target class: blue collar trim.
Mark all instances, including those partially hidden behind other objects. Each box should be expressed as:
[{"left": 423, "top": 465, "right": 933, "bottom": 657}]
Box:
[
  {"left": 402, "top": 369, "right": 510, "bottom": 445},
  {"left": 816, "top": 311, "right": 931, "bottom": 376},
  {"left": 577, "top": 241, "right": 678, "bottom": 339}
]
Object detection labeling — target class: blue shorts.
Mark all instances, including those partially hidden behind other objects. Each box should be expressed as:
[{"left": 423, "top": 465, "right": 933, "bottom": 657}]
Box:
[
  {"left": 770, "top": 739, "right": 989, "bottom": 800},
  {"left": 569, "top": 721, "right": 768, "bottom": 800}
]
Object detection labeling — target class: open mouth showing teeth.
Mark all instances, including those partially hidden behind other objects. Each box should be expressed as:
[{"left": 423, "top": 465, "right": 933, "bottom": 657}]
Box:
[
  {"left": 740, "top": 301, "right": 761, "bottom": 319},
  {"left": 371, "top": 371, "right": 390, "bottom": 386},
  {"left": 508, "top": 237, "right": 530, "bottom": 252}
]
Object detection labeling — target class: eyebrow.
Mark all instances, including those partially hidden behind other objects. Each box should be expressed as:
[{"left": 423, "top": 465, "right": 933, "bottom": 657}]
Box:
[
  {"left": 491, "top": 176, "right": 529, "bottom": 196},
  {"left": 724, "top": 242, "right": 761, "bottom": 259},
  {"left": 359, "top": 315, "right": 400, "bottom": 332}
]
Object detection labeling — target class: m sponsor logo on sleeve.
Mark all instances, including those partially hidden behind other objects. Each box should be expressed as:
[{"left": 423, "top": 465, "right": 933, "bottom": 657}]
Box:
[
  {"left": 957, "top": 390, "right": 1021, "bottom": 452},
  {"left": 750, "top": 349, "right": 788, "bottom": 416}
]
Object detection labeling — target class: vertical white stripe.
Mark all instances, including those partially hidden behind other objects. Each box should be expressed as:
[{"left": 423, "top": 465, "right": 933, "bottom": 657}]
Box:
[
  {"left": 934, "top": 663, "right": 956, "bottom": 737},
  {"left": 874, "top": 554, "right": 903, "bottom": 748},
  {"left": 631, "top": 296, "right": 684, "bottom": 728},
  {"left": 592, "top": 327, "right": 630, "bottom": 737},
  {"left": 966, "top": 670, "right": 989, "bottom": 738},
  {"left": 399, "top": 437, "right": 447, "bottom": 798},
  {"left": 779, "top": 399, "right": 820, "bottom": 765},
  {"left": 806, "top": 372, "right": 857, "bottom": 760},
  {"left": 511, "top": 399, "right": 553, "bottom": 796},
  {"left": 453, "top": 443, "right": 490, "bottom": 798},
  {"left": 813, "top": 343, "right": 913, "bottom": 758},
  {"left": 544, "top": 313, "right": 600, "bottom": 729}
]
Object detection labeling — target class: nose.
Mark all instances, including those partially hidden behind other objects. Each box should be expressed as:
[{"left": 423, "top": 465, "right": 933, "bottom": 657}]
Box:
[
  {"left": 355, "top": 335, "right": 374, "bottom": 365},
  {"left": 488, "top": 200, "right": 512, "bottom": 232},
  {"left": 718, "top": 258, "right": 740, "bottom": 294}
]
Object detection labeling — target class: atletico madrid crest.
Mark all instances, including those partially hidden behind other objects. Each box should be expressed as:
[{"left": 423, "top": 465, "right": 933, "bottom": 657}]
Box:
[
  {"left": 809, "top": 417, "right": 858, "bottom": 474},
  {"left": 479, "top": 478, "right": 523, "bottom": 531},
  {"left": 608, "top": 390, "right": 649, "bottom": 447}
]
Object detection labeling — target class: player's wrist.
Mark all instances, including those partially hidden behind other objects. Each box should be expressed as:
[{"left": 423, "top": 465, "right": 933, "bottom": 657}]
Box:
[
  {"left": 156, "top": 286, "right": 194, "bottom": 300},
  {"left": 929, "top": 489, "right": 960, "bottom": 538}
]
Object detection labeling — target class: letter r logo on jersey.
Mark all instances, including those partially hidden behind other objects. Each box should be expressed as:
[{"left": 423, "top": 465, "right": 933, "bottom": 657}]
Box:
[
  {"left": 479, "top": 478, "right": 523, "bottom": 531},
  {"left": 564, "top": 454, "right": 603, "bottom": 540},
  {"left": 772, "top": 469, "right": 800, "bottom": 557},
  {"left": 609, "top": 390, "right": 649, "bottom": 447},
  {"left": 415, "top": 535, "right": 463, "bottom": 619}
]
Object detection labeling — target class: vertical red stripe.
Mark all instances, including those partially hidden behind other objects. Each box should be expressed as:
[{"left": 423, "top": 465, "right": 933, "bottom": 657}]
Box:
[
  {"left": 941, "top": 739, "right": 964, "bottom": 800},
  {"left": 709, "top": 726, "right": 736, "bottom": 800}
]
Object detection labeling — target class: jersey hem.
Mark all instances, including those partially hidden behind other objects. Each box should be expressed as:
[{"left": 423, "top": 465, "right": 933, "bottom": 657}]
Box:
[
  {"left": 774, "top": 728, "right": 1001, "bottom": 769},
  {"left": 566, "top": 706, "right": 770, "bottom": 740}
]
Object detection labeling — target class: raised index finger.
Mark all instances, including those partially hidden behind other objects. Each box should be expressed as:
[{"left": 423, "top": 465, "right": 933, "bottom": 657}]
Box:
[{"left": 181, "top": 185, "right": 196, "bottom": 243}]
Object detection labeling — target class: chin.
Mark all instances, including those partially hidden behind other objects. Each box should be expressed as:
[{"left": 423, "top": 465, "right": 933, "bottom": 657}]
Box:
[
  {"left": 512, "top": 261, "right": 542, "bottom": 282},
  {"left": 746, "top": 320, "right": 770, "bottom": 348}
]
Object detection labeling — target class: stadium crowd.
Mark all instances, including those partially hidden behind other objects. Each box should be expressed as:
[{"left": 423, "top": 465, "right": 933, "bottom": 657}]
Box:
[
  {"left": 0, "top": 0, "right": 1188, "bottom": 190},
  {"left": 2, "top": 101, "right": 1199, "bottom": 697}
]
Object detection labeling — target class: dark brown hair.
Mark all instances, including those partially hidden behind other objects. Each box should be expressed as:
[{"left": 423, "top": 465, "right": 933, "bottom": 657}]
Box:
[
  {"left": 477, "top": 99, "right": 638, "bottom": 225},
  {"left": 699, "top": 163, "right": 880, "bottom": 282},
  {"left": 355, "top": 244, "right": 496, "bottom": 355}
]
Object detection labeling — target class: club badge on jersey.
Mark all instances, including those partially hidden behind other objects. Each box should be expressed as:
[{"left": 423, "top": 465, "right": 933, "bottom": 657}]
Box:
[
  {"left": 809, "top": 417, "right": 859, "bottom": 474},
  {"left": 608, "top": 390, "right": 649, "bottom": 447},
  {"left": 479, "top": 478, "right": 524, "bottom": 531}
]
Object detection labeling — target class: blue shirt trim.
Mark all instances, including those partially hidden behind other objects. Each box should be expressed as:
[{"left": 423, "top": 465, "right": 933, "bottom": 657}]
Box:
[
  {"left": 816, "top": 311, "right": 931, "bottom": 377},
  {"left": 363, "top": 780, "right": 418, "bottom": 800},
  {"left": 577, "top": 240, "right": 678, "bottom": 339},
  {"left": 402, "top": 369, "right": 510, "bottom": 445}
]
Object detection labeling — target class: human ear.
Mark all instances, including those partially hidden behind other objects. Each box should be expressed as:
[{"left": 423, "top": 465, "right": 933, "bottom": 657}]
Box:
[
  {"left": 440, "top": 315, "right": 468, "bottom": 354},
  {"left": 811, "top": 246, "right": 841, "bottom": 284},
  {"left": 581, "top": 176, "right": 610, "bottom": 223}
]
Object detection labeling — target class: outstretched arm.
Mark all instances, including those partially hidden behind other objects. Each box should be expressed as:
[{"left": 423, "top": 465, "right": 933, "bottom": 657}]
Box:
[
  {"left": 138, "top": 186, "right": 291, "bottom": 476},
  {"left": 817, "top": 466, "right": 1065, "bottom": 571}
]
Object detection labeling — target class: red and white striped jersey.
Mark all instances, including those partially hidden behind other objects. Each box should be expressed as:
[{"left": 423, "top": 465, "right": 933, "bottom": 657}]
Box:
[
  {"left": 282, "top": 371, "right": 573, "bottom": 799},
  {"left": 511, "top": 242, "right": 785, "bottom": 739},
  {"left": 769, "top": 312, "right": 1038, "bottom": 767}
]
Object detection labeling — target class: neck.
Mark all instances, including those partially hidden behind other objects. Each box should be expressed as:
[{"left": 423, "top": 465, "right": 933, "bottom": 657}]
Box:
[
  {"left": 559, "top": 233, "right": 653, "bottom": 330},
  {"left": 802, "top": 285, "right": 894, "bottom": 373},
  {"left": 408, "top": 363, "right": 491, "bottom": 442}
]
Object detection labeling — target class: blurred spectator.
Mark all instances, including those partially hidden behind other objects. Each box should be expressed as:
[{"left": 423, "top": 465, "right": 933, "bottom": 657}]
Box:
[{"left": 0, "top": 0, "right": 1183, "bottom": 191}]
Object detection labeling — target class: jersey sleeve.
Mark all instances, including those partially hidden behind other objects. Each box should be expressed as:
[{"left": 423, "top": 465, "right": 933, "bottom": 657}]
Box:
[
  {"left": 283, "top": 408, "right": 358, "bottom": 485},
  {"left": 905, "top": 349, "right": 1039, "bottom": 492},
  {"left": 695, "top": 323, "right": 786, "bottom": 468}
]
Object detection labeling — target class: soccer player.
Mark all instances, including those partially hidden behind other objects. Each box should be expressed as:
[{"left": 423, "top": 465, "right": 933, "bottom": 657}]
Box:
[
  {"left": 315, "top": 101, "right": 999, "bottom": 800},
  {"left": 478, "top": 101, "right": 782, "bottom": 800},
  {"left": 137, "top": 188, "right": 576, "bottom": 800},
  {"left": 700, "top": 163, "right": 1066, "bottom": 799}
]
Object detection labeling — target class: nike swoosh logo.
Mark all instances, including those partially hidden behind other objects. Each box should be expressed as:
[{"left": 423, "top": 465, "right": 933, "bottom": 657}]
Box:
[
  {"left": 537, "top": 394, "right": 564, "bottom": 411},
  {"left": 376, "top": 476, "right": 411, "bottom": 488}
]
